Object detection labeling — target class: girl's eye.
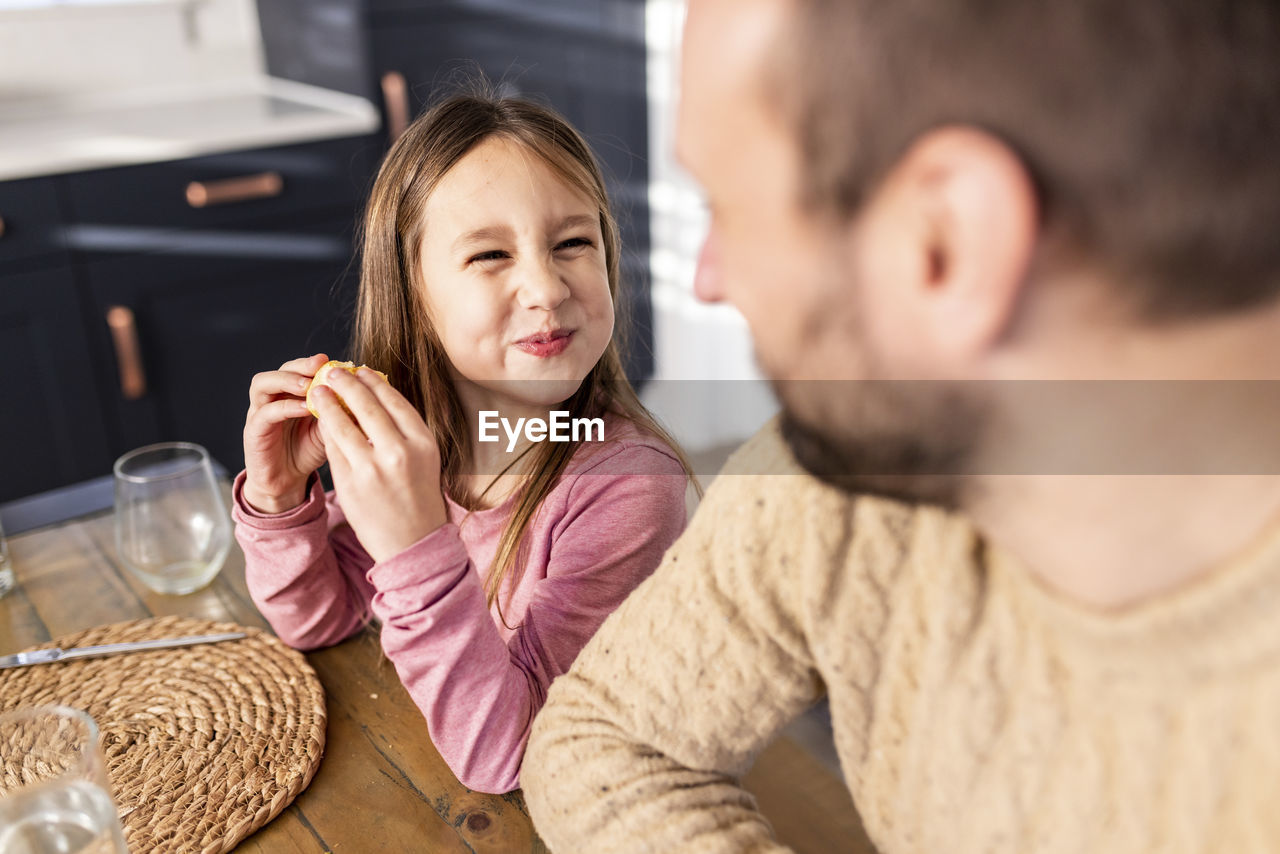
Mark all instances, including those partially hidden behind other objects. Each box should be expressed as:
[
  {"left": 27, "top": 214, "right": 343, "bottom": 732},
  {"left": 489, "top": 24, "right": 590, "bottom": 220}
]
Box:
[
  {"left": 468, "top": 250, "right": 509, "bottom": 265},
  {"left": 556, "top": 237, "right": 593, "bottom": 251}
]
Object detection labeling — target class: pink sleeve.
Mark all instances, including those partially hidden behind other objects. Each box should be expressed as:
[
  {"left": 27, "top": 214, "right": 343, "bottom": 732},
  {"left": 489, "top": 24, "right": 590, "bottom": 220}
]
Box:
[
  {"left": 232, "top": 471, "right": 376, "bottom": 649},
  {"left": 370, "top": 444, "right": 688, "bottom": 794}
]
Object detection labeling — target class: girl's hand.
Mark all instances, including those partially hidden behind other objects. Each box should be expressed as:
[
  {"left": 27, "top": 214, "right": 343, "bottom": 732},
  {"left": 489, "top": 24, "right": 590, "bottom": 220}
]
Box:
[
  {"left": 313, "top": 367, "right": 449, "bottom": 563},
  {"left": 242, "top": 353, "right": 331, "bottom": 514}
]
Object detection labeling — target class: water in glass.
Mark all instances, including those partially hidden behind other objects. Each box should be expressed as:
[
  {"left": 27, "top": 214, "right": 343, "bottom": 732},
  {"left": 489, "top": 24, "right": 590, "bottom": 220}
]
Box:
[
  {"left": 0, "top": 519, "right": 13, "bottom": 598},
  {"left": 113, "top": 442, "right": 231, "bottom": 595},
  {"left": 0, "top": 706, "right": 128, "bottom": 854},
  {"left": 0, "top": 777, "right": 125, "bottom": 854}
]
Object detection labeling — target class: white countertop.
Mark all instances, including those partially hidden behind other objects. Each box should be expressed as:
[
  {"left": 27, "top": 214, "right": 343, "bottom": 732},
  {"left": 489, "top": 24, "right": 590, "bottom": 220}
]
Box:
[{"left": 0, "top": 76, "right": 382, "bottom": 181}]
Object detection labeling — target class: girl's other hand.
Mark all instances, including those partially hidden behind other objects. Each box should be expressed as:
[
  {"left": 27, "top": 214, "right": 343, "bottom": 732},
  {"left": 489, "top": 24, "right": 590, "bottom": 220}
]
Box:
[
  {"left": 242, "top": 353, "right": 331, "bottom": 514},
  {"left": 313, "top": 367, "right": 449, "bottom": 563}
]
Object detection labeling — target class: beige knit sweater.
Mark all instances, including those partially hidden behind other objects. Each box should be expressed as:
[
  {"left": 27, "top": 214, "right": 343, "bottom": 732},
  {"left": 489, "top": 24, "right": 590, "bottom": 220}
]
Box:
[{"left": 523, "top": 420, "right": 1280, "bottom": 853}]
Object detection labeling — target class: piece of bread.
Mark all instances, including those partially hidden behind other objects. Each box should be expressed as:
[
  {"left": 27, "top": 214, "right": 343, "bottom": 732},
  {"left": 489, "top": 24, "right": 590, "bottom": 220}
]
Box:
[{"left": 305, "top": 360, "right": 389, "bottom": 418}]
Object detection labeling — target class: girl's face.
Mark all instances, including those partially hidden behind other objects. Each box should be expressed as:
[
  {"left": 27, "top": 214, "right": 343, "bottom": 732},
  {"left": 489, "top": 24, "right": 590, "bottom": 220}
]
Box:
[{"left": 418, "top": 135, "right": 615, "bottom": 415}]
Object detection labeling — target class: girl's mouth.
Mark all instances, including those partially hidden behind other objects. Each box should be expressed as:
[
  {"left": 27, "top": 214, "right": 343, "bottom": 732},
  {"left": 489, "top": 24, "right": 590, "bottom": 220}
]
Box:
[{"left": 514, "top": 328, "right": 574, "bottom": 358}]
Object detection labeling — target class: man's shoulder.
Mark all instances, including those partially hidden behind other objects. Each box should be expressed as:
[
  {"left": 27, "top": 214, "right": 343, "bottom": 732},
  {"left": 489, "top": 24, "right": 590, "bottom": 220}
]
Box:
[
  {"left": 717, "top": 416, "right": 808, "bottom": 477},
  {"left": 701, "top": 418, "right": 975, "bottom": 575},
  {"left": 710, "top": 417, "right": 910, "bottom": 516},
  {"left": 690, "top": 420, "right": 987, "bottom": 674}
]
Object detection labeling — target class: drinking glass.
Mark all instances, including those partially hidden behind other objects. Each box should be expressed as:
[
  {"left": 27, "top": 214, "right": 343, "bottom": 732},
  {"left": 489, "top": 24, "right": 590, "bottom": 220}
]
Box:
[
  {"left": 0, "top": 705, "right": 129, "bottom": 854},
  {"left": 0, "top": 516, "right": 13, "bottom": 598},
  {"left": 113, "top": 441, "right": 231, "bottom": 595}
]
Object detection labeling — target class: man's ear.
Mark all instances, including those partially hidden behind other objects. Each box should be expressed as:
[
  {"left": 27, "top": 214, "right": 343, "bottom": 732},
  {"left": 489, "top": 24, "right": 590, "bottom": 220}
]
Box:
[{"left": 889, "top": 126, "right": 1039, "bottom": 364}]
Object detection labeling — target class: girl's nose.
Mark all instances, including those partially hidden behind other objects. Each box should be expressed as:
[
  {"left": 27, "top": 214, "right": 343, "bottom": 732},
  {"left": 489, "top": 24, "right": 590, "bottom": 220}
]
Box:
[{"left": 516, "top": 258, "right": 572, "bottom": 310}]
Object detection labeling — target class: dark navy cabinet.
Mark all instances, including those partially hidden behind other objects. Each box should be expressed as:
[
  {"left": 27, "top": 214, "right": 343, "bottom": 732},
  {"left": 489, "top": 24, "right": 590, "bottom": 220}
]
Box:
[
  {"left": 0, "top": 266, "right": 114, "bottom": 499},
  {"left": 0, "top": 177, "right": 68, "bottom": 273},
  {"left": 78, "top": 218, "right": 360, "bottom": 480},
  {"left": 0, "top": 136, "right": 374, "bottom": 504}
]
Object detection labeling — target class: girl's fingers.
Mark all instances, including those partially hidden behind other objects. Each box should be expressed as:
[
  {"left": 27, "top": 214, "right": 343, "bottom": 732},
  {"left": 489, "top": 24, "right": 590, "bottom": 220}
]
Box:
[
  {"left": 324, "top": 369, "right": 405, "bottom": 447},
  {"left": 312, "top": 386, "right": 371, "bottom": 460},
  {"left": 247, "top": 355, "right": 329, "bottom": 408},
  {"left": 317, "top": 405, "right": 350, "bottom": 479},
  {"left": 247, "top": 397, "right": 312, "bottom": 427},
  {"left": 278, "top": 353, "right": 330, "bottom": 374},
  {"left": 356, "top": 368, "right": 430, "bottom": 438},
  {"left": 249, "top": 371, "right": 316, "bottom": 408}
]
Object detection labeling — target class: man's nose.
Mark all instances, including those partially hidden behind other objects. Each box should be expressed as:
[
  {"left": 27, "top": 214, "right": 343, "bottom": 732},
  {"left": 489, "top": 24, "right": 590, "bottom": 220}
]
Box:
[
  {"left": 517, "top": 258, "right": 572, "bottom": 310},
  {"left": 693, "top": 229, "right": 724, "bottom": 303}
]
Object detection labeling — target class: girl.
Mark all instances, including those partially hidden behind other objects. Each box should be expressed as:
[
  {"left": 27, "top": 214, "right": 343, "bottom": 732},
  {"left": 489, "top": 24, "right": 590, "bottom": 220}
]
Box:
[{"left": 233, "top": 91, "right": 696, "bottom": 794}]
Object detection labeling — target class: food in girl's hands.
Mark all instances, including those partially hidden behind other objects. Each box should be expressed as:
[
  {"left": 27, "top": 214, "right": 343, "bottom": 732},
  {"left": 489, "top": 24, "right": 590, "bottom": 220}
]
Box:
[{"left": 305, "top": 360, "right": 389, "bottom": 418}]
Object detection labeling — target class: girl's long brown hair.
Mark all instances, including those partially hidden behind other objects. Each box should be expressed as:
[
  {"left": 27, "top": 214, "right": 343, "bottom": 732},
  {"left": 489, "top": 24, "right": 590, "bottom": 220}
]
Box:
[{"left": 353, "top": 84, "right": 697, "bottom": 619}]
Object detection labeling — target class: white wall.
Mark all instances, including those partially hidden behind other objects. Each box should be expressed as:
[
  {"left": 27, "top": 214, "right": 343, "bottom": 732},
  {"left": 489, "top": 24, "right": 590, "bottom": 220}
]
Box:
[
  {"left": 0, "top": 0, "right": 263, "bottom": 103},
  {"left": 643, "top": 0, "right": 777, "bottom": 453}
]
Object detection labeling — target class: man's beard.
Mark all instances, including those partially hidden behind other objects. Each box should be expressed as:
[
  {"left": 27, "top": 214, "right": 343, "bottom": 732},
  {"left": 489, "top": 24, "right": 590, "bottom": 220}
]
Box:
[{"left": 775, "top": 379, "right": 987, "bottom": 509}]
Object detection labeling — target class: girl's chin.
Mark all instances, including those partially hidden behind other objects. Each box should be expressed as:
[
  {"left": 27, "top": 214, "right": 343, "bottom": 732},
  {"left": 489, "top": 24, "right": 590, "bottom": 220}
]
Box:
[{"left": 475, "top": 375, "right": 589, "bottom": 407}]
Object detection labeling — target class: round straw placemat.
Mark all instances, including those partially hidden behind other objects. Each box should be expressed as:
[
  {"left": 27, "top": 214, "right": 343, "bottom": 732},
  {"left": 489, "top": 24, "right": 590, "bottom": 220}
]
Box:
[{"left": 0, "top": 615, "right": 326, "bottom": 854}]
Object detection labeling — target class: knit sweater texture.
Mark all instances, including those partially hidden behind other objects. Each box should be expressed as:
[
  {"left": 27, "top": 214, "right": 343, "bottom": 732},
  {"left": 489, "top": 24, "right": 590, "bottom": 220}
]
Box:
[{"left": 523, "top": 419, "right": 1280, "bottom": 853}]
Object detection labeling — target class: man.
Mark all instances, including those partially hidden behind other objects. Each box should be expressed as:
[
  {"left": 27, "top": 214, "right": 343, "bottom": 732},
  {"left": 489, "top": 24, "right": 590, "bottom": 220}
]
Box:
[{"left": 523, "top": 0, "right": 1280, "bottom": 850}]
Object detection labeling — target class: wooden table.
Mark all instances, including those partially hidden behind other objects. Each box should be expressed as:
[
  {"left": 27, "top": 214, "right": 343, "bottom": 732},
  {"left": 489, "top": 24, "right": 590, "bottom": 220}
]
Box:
[
  {"left": 0, "top": 490, "right": 546, "bottom": 853},
  {"left": 0, "top": 487, "right": 875, "bottom": 854}
]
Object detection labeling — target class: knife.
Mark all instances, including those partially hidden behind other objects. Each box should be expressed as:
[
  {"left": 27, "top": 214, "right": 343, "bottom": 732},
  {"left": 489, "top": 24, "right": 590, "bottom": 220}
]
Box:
[{"left": 0, "top": 632, "right": 247, "bottom": 669}]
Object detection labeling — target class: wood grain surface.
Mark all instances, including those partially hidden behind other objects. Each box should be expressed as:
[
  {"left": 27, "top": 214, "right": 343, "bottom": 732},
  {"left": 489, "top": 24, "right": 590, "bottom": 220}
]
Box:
[
  {"left": 0, "top": 488, "right": 546, "bottom": 853},
  {"left": 1, "top": 485, "right": 869, "bottom": 853}
]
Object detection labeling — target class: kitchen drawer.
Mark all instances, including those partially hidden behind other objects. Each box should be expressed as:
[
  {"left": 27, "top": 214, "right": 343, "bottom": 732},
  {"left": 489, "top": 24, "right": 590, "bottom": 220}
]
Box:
[
  {"left": 69, "top": 209, "right": 355, "bottom": 271},
  {"left": 0, "top": 176, "right": 68, "bottom": 271},
  {"left": 60, "top": 135, "right": 376, "bottom": 236}
]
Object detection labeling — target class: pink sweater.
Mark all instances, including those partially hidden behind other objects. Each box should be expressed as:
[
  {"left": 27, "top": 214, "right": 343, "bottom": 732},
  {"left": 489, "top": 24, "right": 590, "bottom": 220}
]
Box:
[{"left": 232, "top": 418, "right": 688, "bottom": 793}]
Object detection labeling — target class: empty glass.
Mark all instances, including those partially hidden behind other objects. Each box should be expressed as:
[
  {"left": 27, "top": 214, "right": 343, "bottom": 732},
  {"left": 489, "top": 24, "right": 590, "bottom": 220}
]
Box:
[
  {"left": 0, "top": 516, "right": 13, "bottom": 599},
  {"left": 0, "top": 705, "right": 129, "bottom": 854},
  {"left": 113, "top": 442, "right": 231, "bottom": 595}
]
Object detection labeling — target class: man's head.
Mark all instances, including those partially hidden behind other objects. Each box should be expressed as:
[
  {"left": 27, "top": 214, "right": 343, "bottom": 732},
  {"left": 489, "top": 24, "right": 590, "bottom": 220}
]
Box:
[{"left": 679, "top": 0, "right": 1280, "bottom": 504}]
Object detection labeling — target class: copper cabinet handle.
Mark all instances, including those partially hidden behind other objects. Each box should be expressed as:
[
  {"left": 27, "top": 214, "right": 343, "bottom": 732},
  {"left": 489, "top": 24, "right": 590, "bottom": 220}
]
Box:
[
  {"left": 185, "top": 171, "right": 283, "bottom": 208},
  {"left": 106, "top": 306, "right": 147, "bottom": 400},
  {"left": 381, "top": 71, "right": 410, "bottom": 144},
  {"left": 0, "top": 215, "right": 6, "bottom": 239}
]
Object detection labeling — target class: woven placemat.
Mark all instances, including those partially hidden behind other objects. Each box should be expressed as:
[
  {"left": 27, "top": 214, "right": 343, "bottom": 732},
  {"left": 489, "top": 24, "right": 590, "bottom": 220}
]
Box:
[{"left": 0, "top": 615, "right": 326, "bottom": 854}]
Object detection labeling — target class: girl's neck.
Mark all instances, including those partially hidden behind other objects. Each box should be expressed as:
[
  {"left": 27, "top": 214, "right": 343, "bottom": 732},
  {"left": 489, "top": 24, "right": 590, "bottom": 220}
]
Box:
[
  {"left": 457, "top": 391, "right": 556, "bottom": 511},
  {"left": 466, "top": 439, "right": 531, "bottom": 510}
]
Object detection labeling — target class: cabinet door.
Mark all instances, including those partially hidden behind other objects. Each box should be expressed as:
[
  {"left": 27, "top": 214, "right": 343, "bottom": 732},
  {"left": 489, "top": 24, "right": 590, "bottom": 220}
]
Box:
[
  {"left": 0, "top": 267, "right": 114, "bottom": 502},
  {"left": 367, "top": 0, "right": 644, "bottom": 40},
  {"left": 257, "top": 0, "right": 376, "bottom": 99},
  {"left": 370, "top": 7, "right": 646, "bottom": 194},
  {"left": 83, "top": 219, "right": 357, "bottom": 475},
  {"left": 0, "top": 176, "right": 68, "bottom": 273}
]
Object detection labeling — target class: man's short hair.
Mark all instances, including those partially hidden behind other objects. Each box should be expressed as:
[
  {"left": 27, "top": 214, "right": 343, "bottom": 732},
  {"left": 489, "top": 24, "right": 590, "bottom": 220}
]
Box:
[{"left": 768, "top": 0, "right": 1280, "bottom": 319}]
